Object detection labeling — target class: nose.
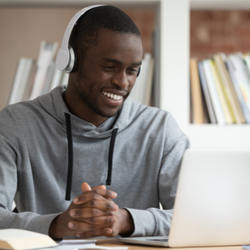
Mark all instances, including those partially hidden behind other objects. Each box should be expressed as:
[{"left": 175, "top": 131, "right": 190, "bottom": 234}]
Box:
[{"left": 111, "top": 70, "right": 129, "bottom": 90}]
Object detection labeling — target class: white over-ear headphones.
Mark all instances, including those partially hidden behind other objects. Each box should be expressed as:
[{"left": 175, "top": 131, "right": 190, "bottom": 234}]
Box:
[
  {"left": 56, "top": 4, "right": 141, "bottom": 77},
  {"left": 56, "top": 5, "right": 104, "bottom": 73}
]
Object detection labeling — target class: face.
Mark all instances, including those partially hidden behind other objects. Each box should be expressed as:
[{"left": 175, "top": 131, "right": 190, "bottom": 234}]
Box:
[{"left": 70, "top": 28, "right": 143, "bottom": 125}]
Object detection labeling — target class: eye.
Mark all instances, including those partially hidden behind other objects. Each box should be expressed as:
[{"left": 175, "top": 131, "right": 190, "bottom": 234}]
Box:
[
  {"left": 127, "top": 67, "right": 138, "bottom": 75},
  {"left": 104, "top": 65, "right": 115, "bottom": 71}
]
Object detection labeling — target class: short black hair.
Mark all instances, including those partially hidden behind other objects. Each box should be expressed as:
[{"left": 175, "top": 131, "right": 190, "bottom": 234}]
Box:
[{"left": 69, "top": 5, "right": 141, "bottom": 61}]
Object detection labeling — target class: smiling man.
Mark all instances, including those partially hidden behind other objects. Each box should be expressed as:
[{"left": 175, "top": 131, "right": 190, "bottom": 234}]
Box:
[{"left": 0, "top": 5, "right": 189, "bottom": 238}]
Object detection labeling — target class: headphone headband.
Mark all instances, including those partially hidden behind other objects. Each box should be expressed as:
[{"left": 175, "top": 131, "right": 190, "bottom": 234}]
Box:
[
  {"left": 56, "top": 4, "right": 141, "bottom": 77},
  {"left": 56, "top": 5, "right": 104, "bottom": 71}
]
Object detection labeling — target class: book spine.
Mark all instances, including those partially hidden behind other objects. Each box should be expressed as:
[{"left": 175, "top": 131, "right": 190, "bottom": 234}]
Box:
[
  {"left": 202, "top": 59, "right": 226, "bottom": 125},
  {"left": 210, "top": 59, "right": 234, "bottom": 124},
  {"left": 198, "top": 62, "right": 217, "bottom": 123},
  {"left": 190, "top": 58, "right": 204, "bottom": 124},
  {"left": 226, "top": 58, "right": 250, "bottom": 124}
]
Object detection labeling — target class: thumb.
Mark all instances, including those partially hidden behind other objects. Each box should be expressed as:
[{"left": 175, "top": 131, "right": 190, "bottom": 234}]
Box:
[
  {"left": 92, "top": 185, "right": 106, "bottom": 190},
  {"left": 81, "top": 182, "right": 91, "bottom": 192}
]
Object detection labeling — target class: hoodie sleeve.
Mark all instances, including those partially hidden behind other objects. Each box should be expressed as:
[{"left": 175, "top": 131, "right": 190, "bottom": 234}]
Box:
[
  {"left": 0, "top": 134, "right": 60, "bottom": 234},
  {"left": 125, "top": 114, "right": 190, "bottom": 237}
]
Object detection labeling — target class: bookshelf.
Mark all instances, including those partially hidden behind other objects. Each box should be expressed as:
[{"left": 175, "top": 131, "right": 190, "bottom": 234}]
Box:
[
  {"left": 1, "top": 0, "right": 249, "bottom": 149},
  {"left": 187, "top": 0, "right": 250, "bottom": 149}
]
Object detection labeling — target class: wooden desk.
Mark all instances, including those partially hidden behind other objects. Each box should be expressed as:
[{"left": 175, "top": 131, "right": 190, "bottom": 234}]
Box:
[{"left": 96, "top": 239, "right": 243, "bottom": 250}]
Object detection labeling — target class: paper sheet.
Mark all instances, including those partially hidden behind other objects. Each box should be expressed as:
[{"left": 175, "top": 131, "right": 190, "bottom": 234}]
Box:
[
  {"left": 38, "top": 239, "right": 128, "bottom": 250},
  {"left": 243, "top": 246, "right": 250, "bottom": 250}
]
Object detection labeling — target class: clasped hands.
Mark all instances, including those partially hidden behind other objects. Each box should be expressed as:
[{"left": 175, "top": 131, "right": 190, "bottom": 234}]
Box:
[{"left": 49, "top": 182, "right": 134, "bottom": 238}]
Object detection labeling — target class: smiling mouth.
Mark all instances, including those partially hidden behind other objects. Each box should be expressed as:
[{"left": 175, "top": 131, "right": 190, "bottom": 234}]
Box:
[{"left": 102, "top": 91, "right": 123, "bottom": 101}]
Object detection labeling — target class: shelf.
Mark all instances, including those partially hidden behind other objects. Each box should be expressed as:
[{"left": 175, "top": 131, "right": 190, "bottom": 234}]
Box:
[
  {"left": 187, "top": 0, "right": 250, "bottom": 149},
  {"left": 160, "top": 0, "right": 190, "bottom": 127},
  {"left": 183, "top": 124, "right": 250, "bottom": 149},
  {"left": 2, "top": 0, "right": 249, "bottom": 9},
  {"left": 0, "top": 0, "right": 159, "bottom": 8},
  {"left": 190, "top": 0, "right": 250, "bottom": 10}
]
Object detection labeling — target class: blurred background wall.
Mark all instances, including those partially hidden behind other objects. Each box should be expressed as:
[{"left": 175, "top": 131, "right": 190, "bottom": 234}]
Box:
[
  {"left": 190, "top": 10, "right": 250, "bottom": 60},
  {"left": 0, "top": 7, "right": 155, "bottom": 111},
  {"left": 1, "top": 7, "right": 250, "bottom": 111}
]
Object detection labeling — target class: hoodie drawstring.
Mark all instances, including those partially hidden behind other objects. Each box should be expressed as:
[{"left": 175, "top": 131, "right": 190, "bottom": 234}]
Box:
[
  {"left": 64, "top": 113, "right": 118, "bottom": 201},
  {"left": 65, "top": 113, "right": 73, "bottom": 201},
  {"left": 106, "top": 128, "right": 118, "bottom": 185}
]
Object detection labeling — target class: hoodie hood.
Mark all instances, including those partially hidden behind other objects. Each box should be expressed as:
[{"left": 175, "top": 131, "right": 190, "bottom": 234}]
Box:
[{"left": 37, "top": 86, "right": 137, "bottom": 139}]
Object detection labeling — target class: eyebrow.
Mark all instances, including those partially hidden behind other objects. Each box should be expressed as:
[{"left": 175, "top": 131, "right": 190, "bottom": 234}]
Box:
[{"left": 103, "top": 58, "right": 142, "bottom": 67}]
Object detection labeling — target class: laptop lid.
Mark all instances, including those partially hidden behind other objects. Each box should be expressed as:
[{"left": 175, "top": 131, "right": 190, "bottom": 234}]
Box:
[{"left": 168, "top": 148, "right": 250, "bottom": 247}]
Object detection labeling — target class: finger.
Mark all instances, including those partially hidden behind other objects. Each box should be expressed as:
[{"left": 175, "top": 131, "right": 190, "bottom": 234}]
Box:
[
  {"left": 85, "top": 216, "right": 116, "bottom": 226},
  {"left": 73, "top": 189, "right": 117, "bottom": 205},
  {"left": 81, "top": 182, "right": 106, "bottom": 192},
  {"left": 76, "top": 232, "right": 97, "bottom": 238},
  {"left": 68, "top": 221, "right": 113, "bottom": 237},
  {"left": 82, "top": 183, "right": 109, "bottom": 201},
  {"left": 86, "top": 199, "right": 118, "bottom": 211},
  {"left": 73, "top": 192, "right": 115, "bottom": 206},
  {"left": 92, "top": 185, "right": 115, "bottom": 202},
  {"left": 92, "top": 185, "right": 106, "bottom": 190},
  {"left": 92, "top": 185, "right": 114, "bottom": 202},
  {"left": 70, "top": 206, "right": 117, "bottom": 219},
  {"left": 76, "top": 229, "right": 112, "bottom": 238},
  {"left": 70, "top": 211, "right": 116, "bottom": 225},
  {"left": 81, "top": 182, "right": 91, "bottom": 192},
  {"left": 68, "top": 220, "right": 112, "bottom": 232}
]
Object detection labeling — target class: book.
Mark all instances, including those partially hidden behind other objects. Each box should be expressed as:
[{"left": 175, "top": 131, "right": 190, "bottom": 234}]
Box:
[
  {"left": 209, "top": 59, "right": 234, "bottom": 124},
  {"left": 243, "top": 53, "right": 250, "bottom": 73},
  {"left": 213, "top": 53, "right": 245, "bottom": 124},
  {"left": 130, "top": 53, "right": 153, "bottom": 105},
  {"left": 41, "top": 61, "right": 56, "bottom": 95},
  {"left": 198, "top": 62, "right": 217, "bottom": 123},
  {"left": 0, "top": 229, "right": 125, "bottom": 250},
  {"left": 202, "top": 59, "right": 226, "bottom": 125},
  {"left": 226, "top": 57, "right": 250, "bottom": 124},
  {"left": 228, "top": 54, "right": 250, "bottom": 115},
  {"left": 8, "top": 58, "right": 36, "bottom": 105},
  {"left": 21, "top": 60, "right": 37, "bottom": 102},
  {"left": 49, "top": 65, "right": 63, "bottom": 92},
  {"left": 190, "top": 58, "right": 204, "bottom": 124},
  {"left": 29, "top": 41, "right": 58, "bottom": 100},
  {"left": 144, "top": 57, "right": 154, "bottom": 106},
  {"left": 0, "top": 228, "right": 57, "bottom": 250},
  {"left": 8, "top": 58, "right": 27, "bottom": 105}
]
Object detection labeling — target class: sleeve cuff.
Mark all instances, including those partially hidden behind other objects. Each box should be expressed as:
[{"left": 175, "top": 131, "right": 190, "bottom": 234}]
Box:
[
  {"left": 124, "top": 208, "right": 156, "bottom": 237},
  {"left": 21, "top": 212, "right": 61, "bottom": 235}
]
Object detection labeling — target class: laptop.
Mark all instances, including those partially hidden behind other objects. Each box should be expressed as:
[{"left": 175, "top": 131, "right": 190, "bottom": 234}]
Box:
[{"left": 119, "top": 148, "right": 250, "bottom": 247}]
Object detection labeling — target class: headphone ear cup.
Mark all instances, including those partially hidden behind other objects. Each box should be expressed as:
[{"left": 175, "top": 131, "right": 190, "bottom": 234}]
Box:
[
  {"left": 65, "top": 46, "right": 77, "bottom": 73},
  {"left": 137, "top": 66, "right": 141, "bottom": 78}
]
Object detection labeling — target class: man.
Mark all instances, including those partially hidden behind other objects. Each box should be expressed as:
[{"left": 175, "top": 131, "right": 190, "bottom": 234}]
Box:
[{"left": 0, "top": 5, "right": 189, "bottom": 238}]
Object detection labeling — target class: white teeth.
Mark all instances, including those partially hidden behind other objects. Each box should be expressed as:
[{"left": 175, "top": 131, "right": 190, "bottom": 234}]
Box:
[{"left": 102, "top": 91, "right": 122, "bottom": 101}]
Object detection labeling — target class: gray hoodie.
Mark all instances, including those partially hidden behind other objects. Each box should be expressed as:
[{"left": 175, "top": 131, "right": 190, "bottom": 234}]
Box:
[{"left": 0, "top": 86, "right": 189, "bottom": 237}]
